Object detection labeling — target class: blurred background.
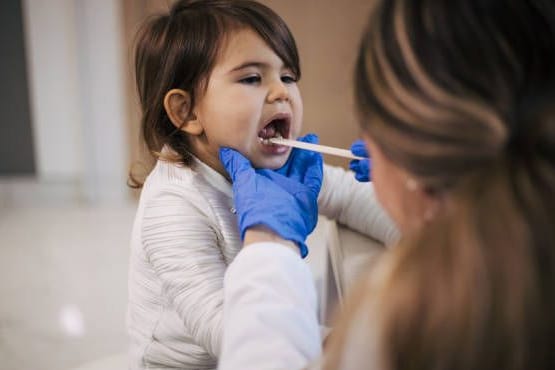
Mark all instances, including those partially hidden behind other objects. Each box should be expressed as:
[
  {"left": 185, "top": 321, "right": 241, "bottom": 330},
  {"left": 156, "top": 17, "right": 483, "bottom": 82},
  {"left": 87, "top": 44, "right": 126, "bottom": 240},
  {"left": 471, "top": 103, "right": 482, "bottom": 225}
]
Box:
[{"left": 0, "top": 0, "right": 373, "bottom": 369}]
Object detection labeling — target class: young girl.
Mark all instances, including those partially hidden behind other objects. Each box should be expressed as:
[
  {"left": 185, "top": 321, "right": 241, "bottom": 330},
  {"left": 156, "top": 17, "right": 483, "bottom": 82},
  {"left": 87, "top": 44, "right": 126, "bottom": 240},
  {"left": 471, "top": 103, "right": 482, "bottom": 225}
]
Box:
[{"left": 127, "top": 1, "right": 396, "bottom": 369}]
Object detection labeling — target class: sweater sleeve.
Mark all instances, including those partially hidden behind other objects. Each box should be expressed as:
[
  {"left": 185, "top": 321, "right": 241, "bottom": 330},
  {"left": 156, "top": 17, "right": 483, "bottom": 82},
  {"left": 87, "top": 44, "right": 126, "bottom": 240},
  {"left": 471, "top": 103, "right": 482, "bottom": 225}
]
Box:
[
  {"left": 141, "top": 184, "right": 226, "bottom": 357},
  {"left": 220, "top": 243, "right": 322, "bottom": 370},
  {"left": 318, "top": 164, "right": 399, "bottom": 245}
]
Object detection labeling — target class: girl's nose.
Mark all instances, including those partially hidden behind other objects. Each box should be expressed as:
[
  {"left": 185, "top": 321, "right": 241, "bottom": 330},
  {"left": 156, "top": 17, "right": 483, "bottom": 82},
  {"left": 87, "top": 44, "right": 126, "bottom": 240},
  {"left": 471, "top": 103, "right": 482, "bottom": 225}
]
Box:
[{"left": 267, "top": 80, "right": 290, "bottom": 103}]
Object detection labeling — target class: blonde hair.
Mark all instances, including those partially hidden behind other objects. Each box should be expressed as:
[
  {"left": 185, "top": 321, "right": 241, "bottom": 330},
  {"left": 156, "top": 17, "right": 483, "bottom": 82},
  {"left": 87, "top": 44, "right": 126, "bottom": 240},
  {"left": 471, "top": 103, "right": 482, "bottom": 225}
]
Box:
[{"left": 326, "top": 0, "right": 555, "bottom": 368}]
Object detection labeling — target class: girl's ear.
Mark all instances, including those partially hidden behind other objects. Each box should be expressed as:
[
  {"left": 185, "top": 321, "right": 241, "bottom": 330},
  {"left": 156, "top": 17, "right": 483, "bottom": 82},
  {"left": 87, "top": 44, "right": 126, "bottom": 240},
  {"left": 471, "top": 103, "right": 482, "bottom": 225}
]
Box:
[{"left": 163, "top": 89, "right": 203, "bottom": 136}]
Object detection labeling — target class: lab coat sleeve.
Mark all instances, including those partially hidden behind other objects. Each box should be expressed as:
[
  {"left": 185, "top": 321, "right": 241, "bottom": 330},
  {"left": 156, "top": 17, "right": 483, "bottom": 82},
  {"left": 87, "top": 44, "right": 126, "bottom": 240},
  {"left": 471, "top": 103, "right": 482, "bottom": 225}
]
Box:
[
  {"left": 318, "top": 164, "right": 399, "bottom": 245},
  {"left": 219, "top": 243, "right": 322, "bottom": 370}
]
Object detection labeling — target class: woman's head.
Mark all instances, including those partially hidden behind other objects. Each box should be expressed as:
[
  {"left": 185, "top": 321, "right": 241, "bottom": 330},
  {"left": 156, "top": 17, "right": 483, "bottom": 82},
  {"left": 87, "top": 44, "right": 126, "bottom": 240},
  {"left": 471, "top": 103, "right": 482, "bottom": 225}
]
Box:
[
  {"left": 134, "top": 0, "right": 301, "bottom": 178},
  {"left": 354, "top": 0, "right": 555, "bottom": 232},
  {"left": 324, "top": 1, "right": 555, "bottom": 369}
]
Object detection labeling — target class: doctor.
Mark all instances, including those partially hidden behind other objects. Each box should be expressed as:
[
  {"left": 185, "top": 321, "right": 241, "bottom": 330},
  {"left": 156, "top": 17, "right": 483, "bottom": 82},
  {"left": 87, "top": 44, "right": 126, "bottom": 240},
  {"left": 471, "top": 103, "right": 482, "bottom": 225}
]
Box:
[{"left": 218, "top": 0, "right": 555, "bottom": 368}]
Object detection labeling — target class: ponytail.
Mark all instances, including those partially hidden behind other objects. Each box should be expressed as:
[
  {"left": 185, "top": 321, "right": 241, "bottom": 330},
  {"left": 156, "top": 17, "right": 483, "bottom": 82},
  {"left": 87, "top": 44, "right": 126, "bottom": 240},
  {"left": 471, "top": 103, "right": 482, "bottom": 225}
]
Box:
[{"left": 325, "top": 0, "right": 555, "bottom": 368}]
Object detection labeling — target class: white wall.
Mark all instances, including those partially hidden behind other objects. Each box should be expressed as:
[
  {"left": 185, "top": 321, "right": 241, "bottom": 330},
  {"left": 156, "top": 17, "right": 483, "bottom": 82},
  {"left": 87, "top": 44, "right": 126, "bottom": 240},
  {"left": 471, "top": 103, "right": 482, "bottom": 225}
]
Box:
[
  {"left": 21, "top": 0, "right": 129, "bottom": 204},
  {"left": 22, "top": 0, "right": 83, "bottom": 179},
  {"left": 74, "top": 0, "right": 129, "bottom": 203}
]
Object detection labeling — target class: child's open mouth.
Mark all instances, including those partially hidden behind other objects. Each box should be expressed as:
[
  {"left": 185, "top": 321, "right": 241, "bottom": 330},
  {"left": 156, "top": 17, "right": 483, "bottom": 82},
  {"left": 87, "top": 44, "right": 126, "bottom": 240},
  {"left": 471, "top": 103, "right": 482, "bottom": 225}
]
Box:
[{"left": 258, "top": 116, "right": 290, "bottom": 146}]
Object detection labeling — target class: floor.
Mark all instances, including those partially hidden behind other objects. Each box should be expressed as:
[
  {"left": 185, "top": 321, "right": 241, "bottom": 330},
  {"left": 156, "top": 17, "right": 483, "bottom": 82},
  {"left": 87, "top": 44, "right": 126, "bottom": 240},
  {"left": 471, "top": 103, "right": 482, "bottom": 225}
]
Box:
[
  {"left": 0, "top": 201, "right": 342, "bottom": 370},
  {"left": 0, "top": 203, "right": 136, "bottom": 370},
  {"left": 0, "top": 169, "right": 379, "bottom": 370}
]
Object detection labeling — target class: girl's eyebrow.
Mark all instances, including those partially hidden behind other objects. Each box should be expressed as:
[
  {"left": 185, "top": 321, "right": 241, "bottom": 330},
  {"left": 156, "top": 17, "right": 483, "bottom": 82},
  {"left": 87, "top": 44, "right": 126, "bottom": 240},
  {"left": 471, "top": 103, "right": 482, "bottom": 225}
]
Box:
[{"left": 228, "top": 61, "right": 267, "bottom": 73}]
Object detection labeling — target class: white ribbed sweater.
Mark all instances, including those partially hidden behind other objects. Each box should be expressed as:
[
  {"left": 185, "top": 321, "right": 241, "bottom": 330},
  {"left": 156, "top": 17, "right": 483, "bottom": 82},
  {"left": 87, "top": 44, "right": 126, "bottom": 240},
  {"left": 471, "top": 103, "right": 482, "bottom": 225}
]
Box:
[{"left": 127, "top": 158, "right": 396, "bottom": 369}]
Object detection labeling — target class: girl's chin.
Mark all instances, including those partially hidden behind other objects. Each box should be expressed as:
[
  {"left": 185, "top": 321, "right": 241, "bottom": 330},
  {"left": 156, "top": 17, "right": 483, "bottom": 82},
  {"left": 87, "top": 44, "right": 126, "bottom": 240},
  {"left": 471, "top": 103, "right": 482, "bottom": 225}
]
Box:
[{"left": 251, "top": 157, "right": 288, "bottom": 170}]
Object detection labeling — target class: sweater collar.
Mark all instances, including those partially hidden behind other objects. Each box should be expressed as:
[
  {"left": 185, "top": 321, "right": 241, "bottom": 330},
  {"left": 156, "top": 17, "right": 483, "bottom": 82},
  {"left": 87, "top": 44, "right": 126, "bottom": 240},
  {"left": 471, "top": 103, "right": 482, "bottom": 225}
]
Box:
[{"left": 193, "top": 157, "right": 233, "bottom": 199}]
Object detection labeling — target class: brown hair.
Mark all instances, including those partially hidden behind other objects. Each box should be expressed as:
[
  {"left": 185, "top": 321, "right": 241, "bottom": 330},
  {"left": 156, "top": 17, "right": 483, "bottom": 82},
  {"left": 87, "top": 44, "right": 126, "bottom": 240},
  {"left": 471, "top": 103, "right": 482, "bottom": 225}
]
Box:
[
  {"left": 129, "top": 0, "right": 300, "bottom": 187},
  {"left": 327, "top": 0, "right": 555, "bottom": 369}
]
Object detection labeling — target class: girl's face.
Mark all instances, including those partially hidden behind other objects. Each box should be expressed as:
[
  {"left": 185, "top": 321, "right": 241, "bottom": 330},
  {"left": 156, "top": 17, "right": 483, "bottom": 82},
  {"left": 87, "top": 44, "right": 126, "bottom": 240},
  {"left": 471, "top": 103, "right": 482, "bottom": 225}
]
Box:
[{"left": 191, "top": 27, "right": 302, "bottom": 175}]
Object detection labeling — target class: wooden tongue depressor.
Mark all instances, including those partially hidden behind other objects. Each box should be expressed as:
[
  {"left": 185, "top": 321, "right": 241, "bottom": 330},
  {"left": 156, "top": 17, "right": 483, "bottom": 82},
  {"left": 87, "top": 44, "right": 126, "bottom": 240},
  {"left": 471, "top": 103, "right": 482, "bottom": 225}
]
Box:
[{"left": 267, "top": 137, "right": 365, "bottom": 160}]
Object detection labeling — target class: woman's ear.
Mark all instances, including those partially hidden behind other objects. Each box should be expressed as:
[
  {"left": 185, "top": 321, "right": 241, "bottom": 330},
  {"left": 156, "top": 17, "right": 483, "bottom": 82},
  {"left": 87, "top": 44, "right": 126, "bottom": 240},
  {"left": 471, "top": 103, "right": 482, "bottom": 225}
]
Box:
[{"left": 163, "top": 89, "right": 203, "bottom": 136}]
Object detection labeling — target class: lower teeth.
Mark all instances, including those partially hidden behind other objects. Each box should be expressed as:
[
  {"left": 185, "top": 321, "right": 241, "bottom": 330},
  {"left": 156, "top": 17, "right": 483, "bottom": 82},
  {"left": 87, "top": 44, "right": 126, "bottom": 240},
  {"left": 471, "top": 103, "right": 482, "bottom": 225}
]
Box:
[{"left": 259, "top": 133, "right": 283, "bottom": 145}]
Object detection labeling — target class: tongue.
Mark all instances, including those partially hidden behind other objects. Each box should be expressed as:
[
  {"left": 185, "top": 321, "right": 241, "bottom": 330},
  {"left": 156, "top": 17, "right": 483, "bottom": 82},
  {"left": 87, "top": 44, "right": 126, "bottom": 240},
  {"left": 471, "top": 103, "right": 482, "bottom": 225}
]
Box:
[{"left": 258, "top": 123, "right": 277, "bottom": 139}]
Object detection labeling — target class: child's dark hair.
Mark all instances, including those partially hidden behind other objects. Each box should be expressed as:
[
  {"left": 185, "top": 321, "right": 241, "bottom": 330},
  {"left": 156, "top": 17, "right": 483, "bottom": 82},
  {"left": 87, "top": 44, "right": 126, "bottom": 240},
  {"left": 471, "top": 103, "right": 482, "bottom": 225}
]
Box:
[{"left": 129, "top": 0, "right": 300, "bottom": 187}]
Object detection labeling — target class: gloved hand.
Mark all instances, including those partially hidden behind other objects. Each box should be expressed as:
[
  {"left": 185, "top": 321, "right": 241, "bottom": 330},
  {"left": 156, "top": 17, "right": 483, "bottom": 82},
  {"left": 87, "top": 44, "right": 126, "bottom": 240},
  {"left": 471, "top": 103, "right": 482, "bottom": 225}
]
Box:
[
  {"left": 276, "top": 133, "right": 320, "bottom": 177},
  {"left": 349, "top": 139, "right": 371, "bottom": 182},
  {"left": 220, "top": 142, "right": 323, "bottom": 258}
]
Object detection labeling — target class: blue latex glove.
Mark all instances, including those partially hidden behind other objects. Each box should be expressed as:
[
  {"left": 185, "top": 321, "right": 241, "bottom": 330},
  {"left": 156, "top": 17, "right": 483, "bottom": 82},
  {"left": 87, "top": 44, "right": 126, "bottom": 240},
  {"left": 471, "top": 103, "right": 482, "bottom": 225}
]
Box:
[
  {"left": 220, "top": 144, "right": 323, "bottom": 258},
  {"left": 276, "top": 133, "right": 320, "bottom": 177},
  {"left": 349, "top": 139, "right": 371, "bottom": 182}
]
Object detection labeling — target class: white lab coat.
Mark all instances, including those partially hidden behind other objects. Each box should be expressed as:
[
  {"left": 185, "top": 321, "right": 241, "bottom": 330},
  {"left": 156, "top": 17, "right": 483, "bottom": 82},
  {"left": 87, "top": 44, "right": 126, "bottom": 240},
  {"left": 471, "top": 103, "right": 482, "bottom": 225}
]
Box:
[{"left": 219, "top": 243, "right": 322, "bottom": 370}]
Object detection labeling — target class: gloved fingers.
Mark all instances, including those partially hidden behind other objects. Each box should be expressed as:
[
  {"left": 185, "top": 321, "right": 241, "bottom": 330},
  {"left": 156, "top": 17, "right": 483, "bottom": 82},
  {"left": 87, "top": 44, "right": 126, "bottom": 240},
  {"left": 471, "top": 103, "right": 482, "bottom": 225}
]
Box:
[
  {"left": 348, "top": 159, "right": 358, "bottom": 172},
  {"left": 302, "top": 151, "right": 324, "bottom": 195},
  {"left": 288, "top": 133, "right": 319, "bottom": 180},
  {"left": 360, "top": 158, "right": 371, "bottom": 179},
  {"left": 349, "top": 158, "right": 371, "bottom": 182},
  {"left": 276, "top": 133, "right": 319, "bottom": 177},
  {"left": 273, "top": 149, "right": 322, "bottom": 192},
  {"left": 297, "top": 133, "right": 319, "bottom": 145},
  {"left": 219, "top": 147, "right": 254, "bottom": 182},
  {"left": 350, "top": 139, "right": 369, "bottom": 158},
  {"left": 288, "top": 138, "right": 321, "bottom": 182},
  {"left": 348, "top": 157, "right": 371, "bottom": 173},
  {"left": 355, "top": 171, "right": 369, "bottom": 182}
]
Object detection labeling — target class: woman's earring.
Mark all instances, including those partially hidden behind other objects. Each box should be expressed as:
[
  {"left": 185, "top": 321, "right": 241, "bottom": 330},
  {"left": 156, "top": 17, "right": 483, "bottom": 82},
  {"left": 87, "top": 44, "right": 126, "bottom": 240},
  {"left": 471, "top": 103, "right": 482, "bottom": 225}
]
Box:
[
  {"left": 406, "top": 177, "right": 440, "bottom": 222},
  {"left": 424, "top": 207, "right": 435, "bottom": 221},
  {"left": 405, "top": 177, "right": 419, "bottom": 192}
]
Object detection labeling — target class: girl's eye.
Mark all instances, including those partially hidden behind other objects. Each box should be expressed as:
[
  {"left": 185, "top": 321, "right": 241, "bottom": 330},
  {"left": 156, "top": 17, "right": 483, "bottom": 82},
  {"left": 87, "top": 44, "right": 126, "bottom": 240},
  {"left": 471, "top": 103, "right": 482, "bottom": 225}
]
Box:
[
  {"left": 281, "top": 75, "right": 297, "bottom": 84},
  {"left": 239, "top": 75, "right": 261, "bottom": 84}
]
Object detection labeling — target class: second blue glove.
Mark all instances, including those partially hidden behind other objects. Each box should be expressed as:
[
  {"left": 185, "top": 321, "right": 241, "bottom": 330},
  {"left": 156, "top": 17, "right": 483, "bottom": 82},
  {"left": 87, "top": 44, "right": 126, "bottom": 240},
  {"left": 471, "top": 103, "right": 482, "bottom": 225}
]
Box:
[{"left": 349, "top": 139, "right": 371, "bottom": 182}]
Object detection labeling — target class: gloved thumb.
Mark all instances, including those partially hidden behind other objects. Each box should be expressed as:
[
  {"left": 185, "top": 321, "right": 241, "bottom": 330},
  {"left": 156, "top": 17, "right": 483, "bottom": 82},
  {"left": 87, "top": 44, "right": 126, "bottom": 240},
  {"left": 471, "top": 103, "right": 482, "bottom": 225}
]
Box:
[
  {"left": 219, "top": 147, "right": 253, "bottom": 182},
  {"left": 303, "top": 151, "right": 323, "bottom": 196},
  {"left": 298, "top": 133, "right": 319, "bottom": 145},
  {"left": 288, "top": 133, "right": 320, "bottom": 181},
  {"left": 349, "top": 158, "right": 371, "bottom": 182}
]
